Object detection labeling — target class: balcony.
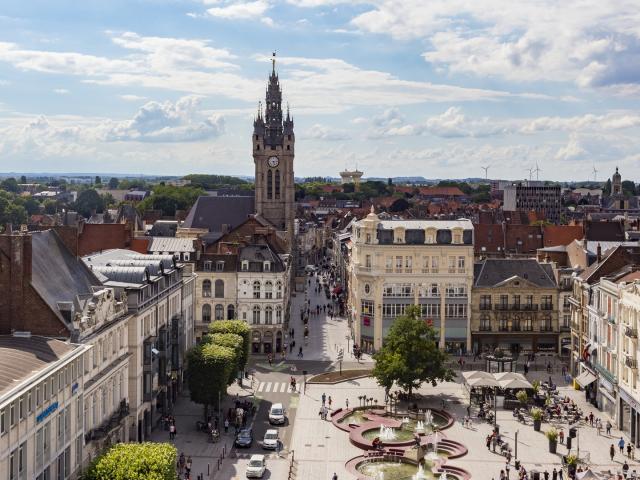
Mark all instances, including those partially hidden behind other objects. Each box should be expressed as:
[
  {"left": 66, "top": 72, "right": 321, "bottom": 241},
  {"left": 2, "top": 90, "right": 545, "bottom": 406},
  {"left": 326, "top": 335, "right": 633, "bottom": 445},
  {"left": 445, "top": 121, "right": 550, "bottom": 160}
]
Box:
[
  {"left": 541, "top": 304, "right": 554, "bottom": 311},
  {"left": 479, "top": 304, "right": 492, "bottom": 311},
  {"left": 625, "top": 326, "right": 638, "bottom": 338},
  {"left": 85, "top": 401, "right": 130, "bottom": 443},
  {"left": 625, "top": 356, "right": 638, "bottom": 369},
  {"left": 540, "top": 325, "right": 554, "bottom": 332},
  {"left": 479, "top": 325, "right": 492, "bottom": 332},
  {"left": 495, "top": 304, "right": 510, "bottom": 311}
]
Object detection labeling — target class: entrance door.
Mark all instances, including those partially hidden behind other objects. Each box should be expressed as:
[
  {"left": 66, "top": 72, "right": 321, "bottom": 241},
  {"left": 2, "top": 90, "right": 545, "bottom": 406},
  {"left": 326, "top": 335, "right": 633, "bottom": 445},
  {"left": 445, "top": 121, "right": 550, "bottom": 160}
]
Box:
[{"left": 263, "top": 342, "right": 272, "bottom": 354}]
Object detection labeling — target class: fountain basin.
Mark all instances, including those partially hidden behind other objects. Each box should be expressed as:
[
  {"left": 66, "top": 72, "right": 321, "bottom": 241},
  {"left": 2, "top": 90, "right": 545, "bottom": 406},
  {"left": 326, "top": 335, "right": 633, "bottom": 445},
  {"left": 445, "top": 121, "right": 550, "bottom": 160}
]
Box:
[{"left": 346, "top": 455, "right": 470, "bottom": 480}]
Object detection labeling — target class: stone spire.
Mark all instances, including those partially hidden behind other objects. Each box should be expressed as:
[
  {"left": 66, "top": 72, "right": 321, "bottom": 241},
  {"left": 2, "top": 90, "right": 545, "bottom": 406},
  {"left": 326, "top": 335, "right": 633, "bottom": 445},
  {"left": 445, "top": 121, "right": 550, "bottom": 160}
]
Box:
[{"left": 264, "top": 52, "right": 284, "bottom": 146}]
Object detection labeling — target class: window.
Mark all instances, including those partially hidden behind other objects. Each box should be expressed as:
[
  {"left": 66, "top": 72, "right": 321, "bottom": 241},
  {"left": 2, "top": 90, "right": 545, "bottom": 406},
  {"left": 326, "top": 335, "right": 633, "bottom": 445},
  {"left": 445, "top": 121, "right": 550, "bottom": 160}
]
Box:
[
  {"left": 431, "top": 256, "right": 439, "bottom": 273},
  {"left": 215, "top": 304, "right": 224, "bottom": 320},
  {"left": 276, "top": 306, "right": 282, "bottom": 324},
  {"left": 480, "top": 295, "right": 492, "bottom": 310},
  {"left": 276, "top": 281, "right": 283, "bottom": 299},
  {"left": 453, "top": 231, "right": 462, "bottom": 243},
  {"left": 457, "top": 256, "right": 465, "bottom": 272},
  {"left": 365, "top": 233, "right": 372, "bottom": 244},
  {"left": 241, "top": 261, "right": 249, "bottom": 271},
  {"left": 499, "top": 295, "right": 508, "bottom": 308},
  {"left": 480, "top": 315, "right": 491, "bottom": 331},
  {"left": 203, "top": 261, "right": 212, "bottom": 271},
  {"left": 267, "top": 170, "right": 273, "bottom": 199},
  {"left": 361, "top": 300, "right": 374, "bottom": 315},
  {"left": 364, "top": 284, "right": 371, "bottom": 295},
  {"left": 216, "top": 261, "right": 224, "bottom": 272},
  {"left": 405, "top": 256, "right": 412, "bottom": 272},
  {"left": 202, "top": 280, "right": 211, "bottom": 297},
  {"left": 252, "top": 306, "right": 261, "bottom": 324},
  {"left": 0, "top": 409, "right": 5, "bottom": 435},
  {"left": 275, "top": 169, "right": 281, "bottom": 199},
  {"left": 19, "top": 396, "right": 24, "bottom": 421},
  {"left": 385, "top": 257, "right": 393, "bottom": 273},
  {"left": 265, "top": 281, "right": 273, "bottom": 299},
  {"left": 10, "top": 402, "right": 15, "bottom": 427},
  {"left": 365, "top": 255, "right": 372, "bottom": 268},
  {"left": 227, "top": 304, "right": 235, "bottom": 320},
  {"left": 214, "top": 279, "right": 224, "bottom": 298},
  {"left": 421, "top": 304, "right": 440, "bottom": 318},
  {"left": 253, "top": 281, "right": 261, "bottom": 299},
  {"left": 395, "top": 256, "right": 402, "bottom": 273},
  {"left": 445, "top": 304, "right": 467, "bottom": 318},
  {"left": 382, "top": 303, "right": 407, "bottom": 317},
  {"left": 541, "top": 295, "right": 553, "bottom": 310},
  {"left": 448, "top": 256, "right": 456, "bottom": 273},
  {"left": 202, "top": 304, "right": 211, "bottom": 323},
  {"left": 265, "top": 306, "right": 273, "bottom": 324},
  {"left": 263, "top": 261, "right": 271, "bottom": 272}
]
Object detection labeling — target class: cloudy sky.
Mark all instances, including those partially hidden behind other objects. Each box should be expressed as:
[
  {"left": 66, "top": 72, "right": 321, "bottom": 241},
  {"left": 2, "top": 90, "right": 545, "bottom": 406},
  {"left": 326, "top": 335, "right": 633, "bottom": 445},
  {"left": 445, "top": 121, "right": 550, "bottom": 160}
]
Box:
[{"left": 1, "top": 0, "right": 640, "bottom": 181}]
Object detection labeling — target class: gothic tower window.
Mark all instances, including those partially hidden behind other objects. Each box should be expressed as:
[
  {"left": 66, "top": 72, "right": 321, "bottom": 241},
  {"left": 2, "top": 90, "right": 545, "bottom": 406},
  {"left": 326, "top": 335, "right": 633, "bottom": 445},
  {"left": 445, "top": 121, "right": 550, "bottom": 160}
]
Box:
[
  {"left": 275, "top": 170, "right": 281, "bottom": 199},
  {"left": 267, "top": 170, "right": 273, "bottom": 199}
]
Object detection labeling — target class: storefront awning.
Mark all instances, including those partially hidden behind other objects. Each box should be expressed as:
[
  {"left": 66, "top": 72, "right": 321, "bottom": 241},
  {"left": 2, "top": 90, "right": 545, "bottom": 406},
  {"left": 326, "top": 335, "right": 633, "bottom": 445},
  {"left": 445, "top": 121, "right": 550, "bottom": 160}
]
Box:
[{"left": 575, "top": 370, "right": 597, "bottom": 388}]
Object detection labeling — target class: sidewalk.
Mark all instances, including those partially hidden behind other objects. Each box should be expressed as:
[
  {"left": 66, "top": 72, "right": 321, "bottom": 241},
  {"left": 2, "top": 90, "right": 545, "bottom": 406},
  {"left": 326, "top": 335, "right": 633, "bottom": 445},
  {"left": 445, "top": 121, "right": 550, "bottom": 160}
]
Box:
[{"left": 150, "top": 380, "right": 256, "bottom": 480}]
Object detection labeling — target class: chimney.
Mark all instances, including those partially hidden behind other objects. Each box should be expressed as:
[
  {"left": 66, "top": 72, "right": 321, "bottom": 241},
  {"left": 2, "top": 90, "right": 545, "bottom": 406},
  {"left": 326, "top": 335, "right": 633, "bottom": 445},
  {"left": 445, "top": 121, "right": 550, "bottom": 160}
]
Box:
[
  {"left": 0, "top": 232, "right": 32, "bottom": 334},
  {"left": 597, "top": 243, "right": 602, "bottom": 262}
]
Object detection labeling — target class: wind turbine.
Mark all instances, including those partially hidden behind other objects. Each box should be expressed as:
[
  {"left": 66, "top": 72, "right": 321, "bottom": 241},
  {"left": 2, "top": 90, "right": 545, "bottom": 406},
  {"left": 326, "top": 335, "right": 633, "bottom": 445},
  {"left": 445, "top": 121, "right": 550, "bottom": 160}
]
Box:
[
  {"left": 481, "top": 165, "right": 490, "bottom": 180},
  {"left": 533, "top": 162, "right": 542, "bottom": 181},
  {"left": 592, "top": 166, "right": 598, "bottom": 182},
  {"left": 525, "top": 167, "right": 533, "bottom": 181}
]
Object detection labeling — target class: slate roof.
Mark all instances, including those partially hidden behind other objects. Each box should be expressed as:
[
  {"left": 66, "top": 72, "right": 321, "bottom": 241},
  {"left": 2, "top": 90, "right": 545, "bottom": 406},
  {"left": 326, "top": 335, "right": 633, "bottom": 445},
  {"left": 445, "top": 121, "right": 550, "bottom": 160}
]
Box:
[
  {"left": 31, "top": 230, "right": 101, "bottom": 323},
  {"left": 0, "top": 335, "right": 81, "bottom": 398},
  {"left": 585, "top": 221, "right": 625, "bottom": 241},
  {"left": 183, "top": 195, "right": 255, "bottom": 233},
  {"left": 148, "top": 236, "right": 195, "bottom": 253},
  {"left": 474, "top": 258, "right": 557, "bottom": 288},
  {"left": 238, "top": 244, "right": 286, "bottom": 272}
]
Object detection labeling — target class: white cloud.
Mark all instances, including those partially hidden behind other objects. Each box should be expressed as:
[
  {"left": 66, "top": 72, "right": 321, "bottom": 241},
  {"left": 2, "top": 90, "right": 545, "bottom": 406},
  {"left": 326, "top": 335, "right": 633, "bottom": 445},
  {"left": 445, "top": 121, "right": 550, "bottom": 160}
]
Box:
[
  {"left": 300, "top": 123, "right": 350, "bottom": 141},
  {"left": 342, "top": 0, "right": 640, "bottom": 92},
  {"left": 53, "top": 88, "right": 69, "bottom": 94},
  {"left": 206, "top": 1, "right": 269, "bottom": 20},
  {"left": 119, "top": 94, "right": 147, "bottom": 101}
]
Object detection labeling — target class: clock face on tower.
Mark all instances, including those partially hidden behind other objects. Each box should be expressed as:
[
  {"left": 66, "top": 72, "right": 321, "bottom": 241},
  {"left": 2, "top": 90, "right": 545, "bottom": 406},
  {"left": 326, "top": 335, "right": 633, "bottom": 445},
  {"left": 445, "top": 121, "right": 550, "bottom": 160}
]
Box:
[{"left": 268, "top": 156, "right": 279, "bottom": 168}]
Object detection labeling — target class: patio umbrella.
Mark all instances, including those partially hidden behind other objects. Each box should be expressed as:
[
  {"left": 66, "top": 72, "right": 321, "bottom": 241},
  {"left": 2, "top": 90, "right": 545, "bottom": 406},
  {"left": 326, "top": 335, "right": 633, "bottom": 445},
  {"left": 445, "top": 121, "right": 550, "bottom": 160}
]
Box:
[
  {"left": 575, "top": 470, "right": 600, "bottom": 480},
  {"left": 494, "top": 372, "right": 527, "bottom": 382},
  {"left": 462, "top": 371, "right": 494, "bottom": 381},
  {"left": 467, "top": 377, "right": 500, "bottom": 388},
  {"left": 498, "top": 378, "right": 533, "bottom": 389}
]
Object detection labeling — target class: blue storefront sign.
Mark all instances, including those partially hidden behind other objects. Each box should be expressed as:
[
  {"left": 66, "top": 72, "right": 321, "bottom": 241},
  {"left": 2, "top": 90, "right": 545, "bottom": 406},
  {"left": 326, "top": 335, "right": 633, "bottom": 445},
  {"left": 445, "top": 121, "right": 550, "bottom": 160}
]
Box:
[
  {"left": 71, "top": 382, "right": 79, "bottom": 395},
  {"left": 36, "top": 402, "right": 59, "bottom": 424}
]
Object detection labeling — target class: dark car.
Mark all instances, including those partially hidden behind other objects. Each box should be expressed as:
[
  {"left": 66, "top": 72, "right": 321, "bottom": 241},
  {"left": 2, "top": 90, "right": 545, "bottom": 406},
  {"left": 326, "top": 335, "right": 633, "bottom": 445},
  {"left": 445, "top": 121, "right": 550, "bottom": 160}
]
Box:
[{"left": 235, "top": 428, "right": 253, "bottom": 448}]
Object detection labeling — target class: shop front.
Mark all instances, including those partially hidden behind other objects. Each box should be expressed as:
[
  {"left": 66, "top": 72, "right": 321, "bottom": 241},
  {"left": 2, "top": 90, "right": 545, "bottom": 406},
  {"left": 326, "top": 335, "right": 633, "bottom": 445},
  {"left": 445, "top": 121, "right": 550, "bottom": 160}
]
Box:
[
  {"left": 619, "top": 388, "right": 640, "bottom": 445},
  {"left": 574, "top": 363, "right": 598, "bottom": 406},
  {"left": 597, "top": 376, "right": 617, "bottom": 420},
  {"left": 252, "top": 330, "right": 261, "bottom": 354}
]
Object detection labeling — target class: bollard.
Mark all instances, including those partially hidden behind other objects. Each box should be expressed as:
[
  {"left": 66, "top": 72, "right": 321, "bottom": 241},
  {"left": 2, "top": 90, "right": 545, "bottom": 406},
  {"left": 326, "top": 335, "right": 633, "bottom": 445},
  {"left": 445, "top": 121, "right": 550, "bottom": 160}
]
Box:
[{"left": 208, "top": 464, "right": 210, "bottom": 476}]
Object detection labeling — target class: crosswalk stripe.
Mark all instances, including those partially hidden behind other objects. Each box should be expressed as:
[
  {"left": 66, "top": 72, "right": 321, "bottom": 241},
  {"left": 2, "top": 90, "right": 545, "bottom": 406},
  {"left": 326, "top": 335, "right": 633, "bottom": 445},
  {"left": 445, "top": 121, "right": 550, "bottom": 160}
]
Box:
[
  {"left": 280, "top": 383, "right": 287, "bottom": 393},
  {"left": 257, "top": 382, "right": 265, "bottom": 392},
  {"left": 265, "top": 382, "right": 272, "bottom": 392},
  {"left": 287, "top": 384, "right": 293, "bottom": 393}
]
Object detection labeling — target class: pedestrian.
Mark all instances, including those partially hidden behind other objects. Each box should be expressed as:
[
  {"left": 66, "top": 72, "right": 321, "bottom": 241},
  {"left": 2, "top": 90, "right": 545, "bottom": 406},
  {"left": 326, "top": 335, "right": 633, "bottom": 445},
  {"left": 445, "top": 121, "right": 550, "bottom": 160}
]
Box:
[
  {"left": 328, "top": 396, "right": 332, "bottom": 409},
  {"left": 186, "top": 457, "right": 192, "bottom": 475},
  {"left": 597, "top": 418, "right": 602, "bottom": 435},
  {"left": 169, "top": 423, "right": 176, "bottom": 440},
  {"left": 544, "top": 470, "right": 549, "bottom": 480},
  {"left": 621, "top": 436, "right": 626, "bottom": 454},
  {"left": 552, "top": 468, "right": 558, "bottom": 480},
  {"left": 611, "top": 444, "right": 616, "bottom": 462},
  {"left": 624, "top": 461, "right": 630, "bottom": 478},
  {"left": 224, "top": 418, "right": 229, "bottom": 433},
  {"left": 500, "top": 470, "right": 506, "bottom": 480},
  {"left": 322, "top": 392, "right": 326, "bottom": 405},
  {"left": 607, "top": 420, "right": 613, "bottom": 435},
  {"left": 561, "top": 365, "right": 567, "bottom": 377},
  {"left": 178, "top": 452, "right": 185, "bottom": 474},
  {"left": 506, "top": 462, "right": 511, "bottom": 479},
  {"left": 628, "top": 444, "right": 634, "bottom": 458},
  {"left": 298, "top": 347, "right": 303, "bottom": 358},
  {"left": 268, "top": 353, "right": 272, "bottom": 366},
  {"left": 332, "top": 473, "right": 338, "bottom": 480},
  {"left": 589, "top": 412, "right": 594, "bottom": 426},
  {"left": 558, "top": 468, "right": 563, "bottom": 480},
  {"left": 486, "top": 435, "right": 492, "bottom": 450},
  {"left": 492, "top": 434, "right": 497, "bottom": 452},
  {"left": 346, "top": 398, "right": 349, "bottom": 409},
  {"left": 559, "top": 429, "right": 564, "bottom": 444}
]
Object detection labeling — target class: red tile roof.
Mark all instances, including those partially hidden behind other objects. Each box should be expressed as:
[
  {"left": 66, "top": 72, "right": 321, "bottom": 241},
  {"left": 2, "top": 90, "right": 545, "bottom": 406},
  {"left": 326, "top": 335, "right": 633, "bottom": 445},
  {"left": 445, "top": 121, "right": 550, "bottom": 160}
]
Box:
[{"left": 542, "top": 225, "right": 584, "bottom": 247}]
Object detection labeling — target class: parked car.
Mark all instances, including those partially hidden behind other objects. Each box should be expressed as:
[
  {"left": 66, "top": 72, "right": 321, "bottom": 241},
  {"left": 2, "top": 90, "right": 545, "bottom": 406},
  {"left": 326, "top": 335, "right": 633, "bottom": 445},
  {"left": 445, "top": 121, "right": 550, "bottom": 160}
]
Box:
[
  {"left": 268, "top": 403, "right": 286, "bottom": 425},
  {"left": 235, "top": 428, "right": 253, "bottom": 448},
  {"left": 262, "top": 429, "right": 279, "bottom": 450},
  {"left": 245, "top": 454, "right": 266, "bottom": 478}
]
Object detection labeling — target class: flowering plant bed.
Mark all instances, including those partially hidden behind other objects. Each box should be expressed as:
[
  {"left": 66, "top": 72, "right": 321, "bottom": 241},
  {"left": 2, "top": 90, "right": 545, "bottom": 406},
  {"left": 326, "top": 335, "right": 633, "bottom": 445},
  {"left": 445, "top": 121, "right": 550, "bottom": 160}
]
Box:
[{"left": 307, "top": 369, "right": 371, "bottom": 384}]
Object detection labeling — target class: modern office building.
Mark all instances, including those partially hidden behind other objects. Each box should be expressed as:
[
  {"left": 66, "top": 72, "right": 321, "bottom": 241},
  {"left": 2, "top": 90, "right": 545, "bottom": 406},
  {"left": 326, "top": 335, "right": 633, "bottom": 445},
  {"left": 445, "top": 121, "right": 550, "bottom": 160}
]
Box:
[{"left": 503, "top": 181, "right": 562, "bottom": 223}]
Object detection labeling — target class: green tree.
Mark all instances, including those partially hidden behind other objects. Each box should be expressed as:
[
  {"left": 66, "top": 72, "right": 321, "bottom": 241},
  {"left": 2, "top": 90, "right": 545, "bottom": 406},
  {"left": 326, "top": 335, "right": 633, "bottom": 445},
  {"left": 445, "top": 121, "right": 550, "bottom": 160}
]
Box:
[
  {"left": 15, "top": 196, "right": 40, "bottom": 216},
  {"left": 83, "top": 442, "right": 177, "bottom": 480},
  {"left": 94, "top": 175, "right": 102, "bottom": 185},
  {"left": 0, "top": 178, "right": 19, "bottom": 193},
  {"left": 108, "top": 177, "right": 120, "bottom": 189},
  {"left": 207, "top": 332, "right": 244, "bottom": 382},
  {"left": 389, "top": 198, "right": 410, "bottom": 212},
  {"left": 603, "top": 179, "right": 612, "bottom": 196},
  {"left": 186, "top": 343, "right": 235, "bottom": 419},
  {"left": 372, "top": 305, "right": 454, "bottom": 397},
  {"left": 208, "top": 320, "right": 250, "bottom": 372},
  {"left": 20, "top": 175, "right": 27, "bottom": 184},
  {"left": 1, "top": 204, "right": 27, "bottom": 227},
  {"left": 622, "top": 180, "right": 637, "bottom": 197},
  {"left": 43, "top": 199, "right": 58, "bottom": 215},
  {"left": 74, "top": 189, "right": 105, "bottom": 217}
]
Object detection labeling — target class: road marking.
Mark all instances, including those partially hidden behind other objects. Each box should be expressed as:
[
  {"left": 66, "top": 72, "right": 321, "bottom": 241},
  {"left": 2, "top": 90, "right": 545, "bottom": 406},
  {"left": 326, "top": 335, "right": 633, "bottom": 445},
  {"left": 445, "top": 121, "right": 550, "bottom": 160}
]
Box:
[
  {"left": 257, "top": 382, "right": 265, "bottom": 392},
  {"left": 279, "top": 383, "right": 287, "bottom": 392},
  {"left": 265, "top": 382, "right": 272, "bottom": 392},
  {"left": 287, "top": 384, "right": 293, "bottom": 393}
]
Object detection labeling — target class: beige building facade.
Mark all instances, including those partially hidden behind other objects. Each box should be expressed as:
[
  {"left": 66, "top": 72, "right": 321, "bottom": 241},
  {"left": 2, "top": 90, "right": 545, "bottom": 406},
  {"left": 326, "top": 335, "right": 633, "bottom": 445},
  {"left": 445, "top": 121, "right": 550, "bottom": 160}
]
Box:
[{"left": 348, "top": 210, "right": 474, "bottom": 352}]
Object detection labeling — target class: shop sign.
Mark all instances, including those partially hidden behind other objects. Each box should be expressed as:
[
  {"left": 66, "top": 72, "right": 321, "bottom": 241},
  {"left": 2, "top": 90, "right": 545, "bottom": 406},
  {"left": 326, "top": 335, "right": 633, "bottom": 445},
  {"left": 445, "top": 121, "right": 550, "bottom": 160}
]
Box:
[
  {"left": 619, "top": 388, "right": 640, "bottom": 411},
  {"left": 37, "top": 402, "right": 59, "bottom": 424},
  {"left": 71, "top": 382, "right": 79, "bottom": 395}
]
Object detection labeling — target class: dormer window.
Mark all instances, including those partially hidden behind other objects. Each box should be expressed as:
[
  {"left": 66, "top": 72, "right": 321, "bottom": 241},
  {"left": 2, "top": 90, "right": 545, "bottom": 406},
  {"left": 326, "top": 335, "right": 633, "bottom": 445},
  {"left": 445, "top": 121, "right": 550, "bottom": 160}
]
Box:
[
  {"left": 216, "top": 261, "right": 225, "bottom": 272},
  {"left": 241, "top": 260, "right": 249, "bottom": 271},
  {"left": 263, "top": 261, "right": 271, "bottom": 272},
  {"left": 203, "top": 261, "right": 212, "bottom": 271}
]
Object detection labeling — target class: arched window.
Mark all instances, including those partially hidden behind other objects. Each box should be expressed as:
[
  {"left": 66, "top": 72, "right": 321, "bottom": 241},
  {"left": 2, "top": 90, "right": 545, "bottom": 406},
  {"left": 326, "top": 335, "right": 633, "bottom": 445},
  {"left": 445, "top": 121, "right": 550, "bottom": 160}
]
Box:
[
  {"left": 267, "top": 170, "right": 273, "bottom": 199},
  {"left": 202, "top": 304, "right": 211, "bottom": 322},
  {"left": 275, "top": 169, "right": 281, "bottom": 199},
  {"left": 253, "top": 281, "right": 261, "bottom": 299},
  {"left": 276, "top": 281, "right": 283, "bottom": 299},
  {"left": 276, "top": 306, "right": 282, "bottom": 324},
  {"left": 215, "top": 304, "right": 224, "bottom": 320},
  {"left": 214, "top": 279, "right": 224, "bottom": 298},
  {"left": 265, "top": 281, "right": 273, "bottom": 299},
  {"left": 202, "top": 280, "right": 211, "bottom": 298},
  {"left": 252, "top": 305, "right": 261, "bottom": 325},
  {"left": 227, "top": 304, "right": 235, "bottom": 320},
  {"left": 265, "top": 306, "right": 273, "bottom": 325}
]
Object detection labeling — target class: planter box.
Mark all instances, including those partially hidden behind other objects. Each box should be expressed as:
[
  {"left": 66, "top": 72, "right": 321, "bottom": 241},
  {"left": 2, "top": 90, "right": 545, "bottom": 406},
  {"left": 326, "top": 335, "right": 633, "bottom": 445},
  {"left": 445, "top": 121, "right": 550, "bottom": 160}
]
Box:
[
  {"left": 533, "top": 419, "right": 542, "bottom": 431},
  {"left": 548, "top": 439, "right": 557, "bottom": 454}
]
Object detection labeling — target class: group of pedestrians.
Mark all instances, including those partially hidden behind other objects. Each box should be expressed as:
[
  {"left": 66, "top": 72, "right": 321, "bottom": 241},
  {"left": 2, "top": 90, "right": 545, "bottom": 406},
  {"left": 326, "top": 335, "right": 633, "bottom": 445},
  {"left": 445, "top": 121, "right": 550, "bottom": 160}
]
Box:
[
  {"left": 176, "top": 452, "right": 193, "bottom": 479},
  {"left": 319, "top": 392, "right": 333, "bottom": 420}
]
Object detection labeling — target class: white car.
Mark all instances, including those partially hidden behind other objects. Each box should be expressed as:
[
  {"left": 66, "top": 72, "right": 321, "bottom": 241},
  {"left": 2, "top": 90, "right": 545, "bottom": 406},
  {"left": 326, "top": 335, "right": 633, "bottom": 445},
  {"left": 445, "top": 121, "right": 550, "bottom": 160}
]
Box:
[
  {"left": 246, "top": 454, "right": 266, "bottom": 478},
  {"left": 262, "top": 429, "right": 279, "bottom": 450},
  {"left": 269, "top": 403, "right": 286, "bottom": 425}
]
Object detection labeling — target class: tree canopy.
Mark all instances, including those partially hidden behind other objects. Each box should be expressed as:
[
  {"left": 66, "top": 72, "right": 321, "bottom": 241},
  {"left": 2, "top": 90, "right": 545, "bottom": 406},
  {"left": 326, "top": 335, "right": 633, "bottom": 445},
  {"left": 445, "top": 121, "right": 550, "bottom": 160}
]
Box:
[
  {"left": 184, "top": 174, "right": 250, "bottom": 189},
  {"left": 206, "top": 332, "right": 244, "bottom": 383},
  {"left": 208, "top": 320, "right": 250, "bottom": 371},
  {"left": 136, "top": 185, "right": 204, "bottom": 217},
  {"left": 74, "top": 189, "right": 105, "bottom": 217},
  {"left": 372, "top": 305, "right": 454, "bottom": 396},
  {"left": 83, "top": 442, "right": 177, "bottom": 480},
  {"left": 186, "top": 342, "right": 235, "bottom": 417}
]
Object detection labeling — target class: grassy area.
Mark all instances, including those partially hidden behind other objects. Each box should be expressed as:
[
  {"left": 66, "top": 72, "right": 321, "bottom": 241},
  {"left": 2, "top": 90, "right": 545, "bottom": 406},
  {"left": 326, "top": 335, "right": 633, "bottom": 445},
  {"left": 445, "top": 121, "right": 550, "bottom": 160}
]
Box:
[{"left": 307, "top": 369, "right": 371, "bottom": 384}]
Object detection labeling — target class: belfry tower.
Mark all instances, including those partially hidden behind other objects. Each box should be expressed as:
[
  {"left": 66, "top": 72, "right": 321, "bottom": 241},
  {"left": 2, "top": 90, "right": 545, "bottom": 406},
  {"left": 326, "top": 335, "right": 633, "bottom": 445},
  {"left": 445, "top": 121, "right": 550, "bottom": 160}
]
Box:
[{"left": 253, "top": 53, "right": 295, "bottom": 244}]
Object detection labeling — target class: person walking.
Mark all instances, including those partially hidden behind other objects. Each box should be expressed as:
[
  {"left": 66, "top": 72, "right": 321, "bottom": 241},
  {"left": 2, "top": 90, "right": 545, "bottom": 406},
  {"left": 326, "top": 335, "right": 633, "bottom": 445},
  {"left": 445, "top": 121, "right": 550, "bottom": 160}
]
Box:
[
  {"left": 552, "top": 468, "right": 558, "bottom": 480},
  {"left": 500, "top": 470, "right": 506, "bottom": 480},
  {"left": 322, "top": 392, "right": 327, "bottom": 406},
  {"left": 224, "top": 418, "right": 229, "bottom": 434},
  {"left": 607, "top": 420, "right": 613, "bottom": 435},
  {"left": 178, "top": 452, "right": 185, "bottom": 474},
  {"left": 328, "top": 396, "right": 332, "bottom": 409},
  {"left": 332, "top": 473, "right": 338, "bottom": 480},
  {"left": 597, "top": 418, "right": 602, "bottom": 436},
  {"left": 186, "top": 457, "right": 192, "bottom": 476},
  {"left": 559, "top": 429, "right": 564, "bottom": 444},
  {"left": 611, "top": 444, "right": 616, "bottom": 462},
  {"left": 628, "top": 443, "right": 634, "bottom": 458},
  {"left": 169, "top": 423, "right": 176, "bottom": 440},
  {"left": 589, "top": 412, "right": 594, "bottom": 426},
  {"left": 346, "top": 398, "right": 349, "bottom": 409},
  {"left": 623, "top": 461, "right": 630, "bottom": 478},
  {"left": 505, "top": 462, "right": 510, "bottom": 479},
  {"left": 620, "top": 437, "right": 626, "bottom": 454},
  {"left": 298, "top": 347, "right": 303, "bottom": 358},
  {"left": 486, "top": 435, "right": 492, "bottom": 450}
]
